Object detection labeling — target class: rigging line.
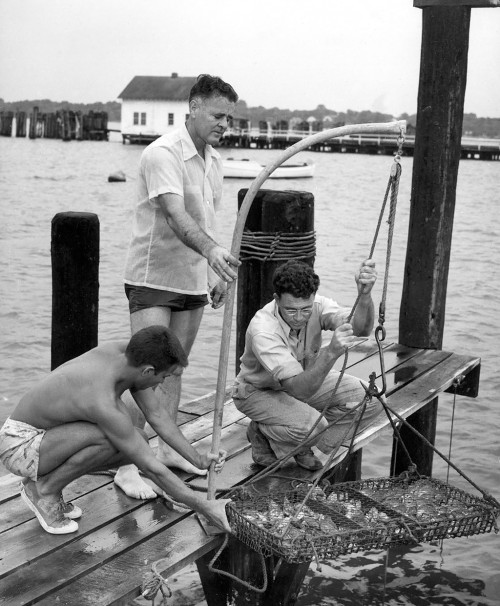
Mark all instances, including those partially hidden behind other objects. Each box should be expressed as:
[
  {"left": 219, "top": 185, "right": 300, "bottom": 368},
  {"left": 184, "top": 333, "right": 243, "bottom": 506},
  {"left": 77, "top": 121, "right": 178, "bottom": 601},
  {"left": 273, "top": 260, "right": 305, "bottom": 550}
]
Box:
[
  {"left": 367, "top": 379, "right": 418, "bottom": 472},
  {"left": 225, "top": 390, "right": 369, "bottom": 498},
  {"left": 347, "top": 155, "right": 401, "bottom": 325},
  {"left": 375, "top": 395, "right": 500, "bottom": 508},
  {"left": 226, "top": 143, "right": 405, "bottom": 499},
  {"left": 446, "top": 377, "right": 460, "bottom": 485},
  {"left": 278, "top": 397, "right": 370, "bottom": 538}
]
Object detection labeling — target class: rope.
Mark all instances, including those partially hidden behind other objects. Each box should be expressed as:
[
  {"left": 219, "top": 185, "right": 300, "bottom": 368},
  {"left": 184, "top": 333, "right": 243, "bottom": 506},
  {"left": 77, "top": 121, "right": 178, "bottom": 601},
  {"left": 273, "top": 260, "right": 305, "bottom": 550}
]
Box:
[
  {"left": 223, "top": 148, "right": 405, "bottom": 520},
  {"left": 372, "top": 393, "right": 500, "bottom": 510},
  {"left": 140, "top": 559, "right": 173, "bottom": 604},
  {"left": 207, "top": 533, "right": 269, "bottom": 593},
  {"left": 240, "top": 230, "right": 316, "bottom": 261},
  {"left": 446, "top": 377, "right": 461, "bottom": 485}
]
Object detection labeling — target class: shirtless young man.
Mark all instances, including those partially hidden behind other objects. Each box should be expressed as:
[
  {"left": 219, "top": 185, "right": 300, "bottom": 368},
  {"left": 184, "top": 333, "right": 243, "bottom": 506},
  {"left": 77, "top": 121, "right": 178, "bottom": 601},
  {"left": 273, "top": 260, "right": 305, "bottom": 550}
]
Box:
[{"left": 0, "top": 325, "right": 230, "bottom": 534}]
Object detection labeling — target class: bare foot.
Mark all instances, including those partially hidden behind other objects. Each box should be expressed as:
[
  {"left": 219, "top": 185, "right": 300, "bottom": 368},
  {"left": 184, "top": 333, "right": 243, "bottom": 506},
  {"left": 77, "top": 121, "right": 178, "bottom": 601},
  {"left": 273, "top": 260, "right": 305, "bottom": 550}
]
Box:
[
  {"left": 157, "top": 442, "right": 207, "bottom": 476},
  {"left": 114, "top": 465, "right": 158, "bottom": 500},
  {"left": 20, "top": 479, "right": 79, "bottom": 534}
]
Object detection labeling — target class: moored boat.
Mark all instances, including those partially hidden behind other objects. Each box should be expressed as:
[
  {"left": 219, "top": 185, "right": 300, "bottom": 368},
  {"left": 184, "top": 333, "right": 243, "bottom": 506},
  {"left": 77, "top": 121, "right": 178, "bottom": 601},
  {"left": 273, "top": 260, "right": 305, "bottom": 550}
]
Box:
[{"left": 223, "top": 158, "right": 315, "bottom": 179}]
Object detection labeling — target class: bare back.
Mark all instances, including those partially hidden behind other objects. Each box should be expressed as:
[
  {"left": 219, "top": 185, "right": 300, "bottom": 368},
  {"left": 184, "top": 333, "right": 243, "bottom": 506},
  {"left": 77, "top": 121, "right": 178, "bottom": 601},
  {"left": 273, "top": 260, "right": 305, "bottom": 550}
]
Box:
[{"left": 10, "top": 341, "right": 131, "bottom": 429}]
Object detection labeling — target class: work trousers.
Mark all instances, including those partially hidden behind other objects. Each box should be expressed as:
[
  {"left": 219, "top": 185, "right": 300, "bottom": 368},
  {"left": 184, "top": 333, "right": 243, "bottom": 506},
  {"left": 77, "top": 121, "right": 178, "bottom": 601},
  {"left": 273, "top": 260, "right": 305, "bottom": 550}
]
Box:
[{"left": 233, "top": 370, "right": 381, "bottom": 459}]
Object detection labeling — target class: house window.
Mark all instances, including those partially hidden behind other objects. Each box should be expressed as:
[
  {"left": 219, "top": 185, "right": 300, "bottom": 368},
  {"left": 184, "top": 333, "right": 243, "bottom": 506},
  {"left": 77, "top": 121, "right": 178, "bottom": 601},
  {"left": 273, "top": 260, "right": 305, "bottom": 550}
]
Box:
[
  {"left": 133, "top": 112, "right": 139, "bottom": 125},
  {"left": 168, "top": 113, "right": 174, "bottom": 126},
  {"left": 140, "top": 113, "right": 146, "bottom": 125}
]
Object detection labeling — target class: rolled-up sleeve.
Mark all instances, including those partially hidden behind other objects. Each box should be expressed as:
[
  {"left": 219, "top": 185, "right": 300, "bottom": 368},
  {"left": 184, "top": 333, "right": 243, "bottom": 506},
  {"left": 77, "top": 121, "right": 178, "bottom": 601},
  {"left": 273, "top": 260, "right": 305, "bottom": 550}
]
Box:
[
  {"left": 142, "top": 146, "right": 183, "bottom": 200},
  {"left": 251, "top": 331, "right": 303, "bottom": 383}
]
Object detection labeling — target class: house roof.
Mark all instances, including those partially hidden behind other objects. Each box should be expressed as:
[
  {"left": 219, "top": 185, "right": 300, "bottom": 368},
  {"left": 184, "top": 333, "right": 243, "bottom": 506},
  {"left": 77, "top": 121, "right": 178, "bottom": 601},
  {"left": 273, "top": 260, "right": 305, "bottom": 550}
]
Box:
[{"left": 118, "top": 75, "right": 197, "bottom": 101}]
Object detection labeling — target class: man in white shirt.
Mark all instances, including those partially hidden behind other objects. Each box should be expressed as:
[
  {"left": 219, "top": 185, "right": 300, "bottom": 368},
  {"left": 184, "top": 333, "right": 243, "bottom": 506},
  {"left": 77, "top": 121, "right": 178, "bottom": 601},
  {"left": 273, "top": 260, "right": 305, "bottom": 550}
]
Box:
[
  {"left": 118, "top": 75, "right": 240, "bottom": 499},
  {"left": 233, "top": 259, "right": 381, "bottom": 471}
]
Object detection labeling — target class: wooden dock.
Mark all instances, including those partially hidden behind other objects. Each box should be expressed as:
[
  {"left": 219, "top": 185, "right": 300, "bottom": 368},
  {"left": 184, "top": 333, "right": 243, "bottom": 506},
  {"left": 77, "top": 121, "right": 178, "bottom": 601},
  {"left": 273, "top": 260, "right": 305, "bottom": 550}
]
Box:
[
  {"left": 0, "top": 339, "right": 481, "bottom": 605},
  {"left": 220, "top": 130, "right": 500, "bottom": 160}
]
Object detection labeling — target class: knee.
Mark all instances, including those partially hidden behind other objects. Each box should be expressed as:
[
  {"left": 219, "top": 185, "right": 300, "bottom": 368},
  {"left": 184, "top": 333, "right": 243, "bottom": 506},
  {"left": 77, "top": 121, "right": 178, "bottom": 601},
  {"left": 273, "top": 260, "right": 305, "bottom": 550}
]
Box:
[{"left": 290, "top": 414, "right": 328, "bottom": 442}]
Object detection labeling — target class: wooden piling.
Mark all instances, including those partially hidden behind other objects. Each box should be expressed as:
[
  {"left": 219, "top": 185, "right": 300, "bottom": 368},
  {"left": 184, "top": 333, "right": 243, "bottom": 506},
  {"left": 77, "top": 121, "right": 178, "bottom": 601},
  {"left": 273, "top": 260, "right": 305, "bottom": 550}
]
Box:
[
  {"left": 29, "top": 106, "right": 39, "bottom": 139},
  {"left": 395, "top": 5, "right": 471, "bottom": 476},
  {"left": 0, "top": 111, "right": 14, "bottom": 136},
  {"left": 235, "top": 188, "right": 315, "bottom": 371},
  {"left": 15, "top": 111, "right": 27, "bottom": 137},
  {"left": 51, "top": 212, "right": 99, "bottom": 370}
]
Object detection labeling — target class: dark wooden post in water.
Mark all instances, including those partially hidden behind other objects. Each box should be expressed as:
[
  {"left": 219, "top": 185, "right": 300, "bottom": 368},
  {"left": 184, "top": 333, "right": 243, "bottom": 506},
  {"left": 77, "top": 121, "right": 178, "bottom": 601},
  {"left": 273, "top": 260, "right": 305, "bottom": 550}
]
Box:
[
  {"left": 198, "top": 190, "right": 317, "bottom": 606},
  {"left": 394, "top": 2, "right": 474, "bottom": 476},
  {"left": 29, "top": 106, "right": 39, "bottom": 139},
  {"left": 51, "top": 212, "right": 99, "bottom": 370},
  {"left": 235, "top": 188, "right": 315, "bottom": 370}
]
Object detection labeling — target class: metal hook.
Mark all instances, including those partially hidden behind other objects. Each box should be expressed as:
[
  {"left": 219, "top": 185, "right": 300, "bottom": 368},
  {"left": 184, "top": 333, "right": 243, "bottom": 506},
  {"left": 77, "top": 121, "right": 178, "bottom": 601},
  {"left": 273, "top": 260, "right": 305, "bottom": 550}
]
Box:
[{"left": 374, "top": 325, "right": 387, "bottom": 397}]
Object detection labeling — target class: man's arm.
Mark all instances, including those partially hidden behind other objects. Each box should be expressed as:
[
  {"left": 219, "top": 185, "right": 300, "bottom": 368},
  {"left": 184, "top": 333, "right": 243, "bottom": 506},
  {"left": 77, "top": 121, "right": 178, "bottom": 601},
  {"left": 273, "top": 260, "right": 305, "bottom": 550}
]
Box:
[
  {"left": 94, "top": 401, "right": 231, "bottom": 531},
  {"left": 130, "top": 387, "right": 225, "bottom": 472},
  {"left": 156, "top": 192, "right": 239, "bottom": 283},
  {"left": 281, "top": 324, "right": 354, "bottom": 401},
  {"left": 350, "top": 258, "right": 376, "bottom": 336}
]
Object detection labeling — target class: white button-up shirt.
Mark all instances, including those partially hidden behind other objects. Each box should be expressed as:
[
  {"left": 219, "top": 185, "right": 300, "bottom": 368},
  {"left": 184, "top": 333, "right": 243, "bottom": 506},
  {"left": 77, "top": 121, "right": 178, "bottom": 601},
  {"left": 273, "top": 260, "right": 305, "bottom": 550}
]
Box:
[{"left": 124, "top": 124, "right": 223, "bottom": 294}]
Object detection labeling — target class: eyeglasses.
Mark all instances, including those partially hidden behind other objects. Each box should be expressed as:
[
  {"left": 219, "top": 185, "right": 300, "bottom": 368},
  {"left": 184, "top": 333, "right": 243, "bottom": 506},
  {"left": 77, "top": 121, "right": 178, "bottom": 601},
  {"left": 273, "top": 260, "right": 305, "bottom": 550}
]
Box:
[{"left": 281, "top": 307, "right": 313, "bottom": 318}]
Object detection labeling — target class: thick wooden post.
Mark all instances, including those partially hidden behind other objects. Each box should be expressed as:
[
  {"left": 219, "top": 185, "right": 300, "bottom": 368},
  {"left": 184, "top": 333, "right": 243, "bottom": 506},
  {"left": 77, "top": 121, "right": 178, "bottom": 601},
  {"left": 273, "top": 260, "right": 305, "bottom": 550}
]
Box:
[
  {"left": 235, "top": 189, "right": 315, "bottom": 372},
  {"left": 51, "top": 212, "right": 99, "bottom": 370},
  {"left": 394, "top": 5, "right": 471, "bottom": 476},
  {"left": 197, "top": 536, "right": 310, "bottom": 606}
]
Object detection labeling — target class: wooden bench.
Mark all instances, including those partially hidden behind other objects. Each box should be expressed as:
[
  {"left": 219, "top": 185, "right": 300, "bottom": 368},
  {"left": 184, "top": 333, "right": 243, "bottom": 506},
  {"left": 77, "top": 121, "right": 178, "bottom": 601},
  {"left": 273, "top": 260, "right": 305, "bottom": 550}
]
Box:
[{"left": 0, "top": 339, "right": 480, "bottom": 605}]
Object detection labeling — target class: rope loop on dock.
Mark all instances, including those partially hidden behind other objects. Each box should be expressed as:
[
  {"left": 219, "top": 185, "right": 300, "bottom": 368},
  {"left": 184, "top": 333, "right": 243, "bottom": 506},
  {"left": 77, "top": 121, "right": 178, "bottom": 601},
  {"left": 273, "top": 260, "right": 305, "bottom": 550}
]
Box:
[
  {"left": 141, "top": 559, "right": 173, "bottom": 604},
  {"left": 240, "top": 229, "right": 316, "bottom": 261}
]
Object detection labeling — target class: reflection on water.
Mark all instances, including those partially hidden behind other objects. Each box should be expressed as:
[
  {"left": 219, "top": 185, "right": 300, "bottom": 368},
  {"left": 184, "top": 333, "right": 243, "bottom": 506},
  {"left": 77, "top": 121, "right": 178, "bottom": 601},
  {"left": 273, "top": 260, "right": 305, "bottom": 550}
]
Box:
[{"left": 299, "top": 543, "right": 500, "bottom": 606}]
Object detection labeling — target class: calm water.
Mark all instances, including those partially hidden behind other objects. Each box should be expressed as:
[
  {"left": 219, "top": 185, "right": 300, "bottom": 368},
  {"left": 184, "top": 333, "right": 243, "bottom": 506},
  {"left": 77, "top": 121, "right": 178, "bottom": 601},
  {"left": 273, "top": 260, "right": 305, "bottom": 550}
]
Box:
[{"left": 0, "top": 126, "right": 499, "bottom": 605}]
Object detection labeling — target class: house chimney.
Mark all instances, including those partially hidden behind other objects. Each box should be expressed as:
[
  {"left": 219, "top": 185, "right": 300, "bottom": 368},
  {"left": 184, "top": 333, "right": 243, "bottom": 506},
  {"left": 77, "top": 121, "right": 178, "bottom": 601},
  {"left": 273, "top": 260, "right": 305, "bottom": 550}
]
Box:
[{"left": 171, "top": 72, "right": 178, "bottom": 78}]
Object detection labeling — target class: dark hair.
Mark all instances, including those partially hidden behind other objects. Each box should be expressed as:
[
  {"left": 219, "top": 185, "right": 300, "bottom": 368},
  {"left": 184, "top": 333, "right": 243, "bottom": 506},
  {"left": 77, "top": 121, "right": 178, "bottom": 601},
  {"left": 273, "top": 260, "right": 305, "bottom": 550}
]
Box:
[
  {"left": 189, "top": 74, "right": 238, "bottom": 104},
  {"left": 272, "top": 261, "right": 320, "bottom": 299},
  {"left": 125, "top": 325, "right": 188, "bottom": 372}
]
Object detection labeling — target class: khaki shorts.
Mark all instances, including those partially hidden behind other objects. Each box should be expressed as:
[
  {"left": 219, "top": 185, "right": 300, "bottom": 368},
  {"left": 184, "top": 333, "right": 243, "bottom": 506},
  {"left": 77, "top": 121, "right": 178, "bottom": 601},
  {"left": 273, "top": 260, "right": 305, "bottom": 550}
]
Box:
[{"left": 0, "top": 418, "right": 46, "bottom": 480}]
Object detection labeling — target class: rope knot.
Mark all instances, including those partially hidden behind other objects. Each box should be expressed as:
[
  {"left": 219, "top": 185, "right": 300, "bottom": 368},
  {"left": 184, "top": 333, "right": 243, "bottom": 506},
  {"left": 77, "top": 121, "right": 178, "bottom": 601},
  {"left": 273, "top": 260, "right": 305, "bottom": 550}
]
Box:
[{"left": 141, "top": 565, "right": 172, "bottom": 604}]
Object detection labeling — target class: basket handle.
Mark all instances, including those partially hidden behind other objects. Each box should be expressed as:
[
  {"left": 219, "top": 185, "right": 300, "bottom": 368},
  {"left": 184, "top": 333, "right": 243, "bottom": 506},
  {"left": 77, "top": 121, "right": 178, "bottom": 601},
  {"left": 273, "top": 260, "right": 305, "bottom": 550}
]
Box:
[{"left": 208, "top": 534, "right": 268, "bottom": 594}]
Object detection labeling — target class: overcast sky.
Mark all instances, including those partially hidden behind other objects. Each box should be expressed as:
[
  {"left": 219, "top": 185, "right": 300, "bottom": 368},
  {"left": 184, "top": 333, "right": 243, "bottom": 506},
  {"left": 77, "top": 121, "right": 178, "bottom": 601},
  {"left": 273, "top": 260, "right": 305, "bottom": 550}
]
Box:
[{"left": 1, "top": 0, "right": 499, "bottom": 117}]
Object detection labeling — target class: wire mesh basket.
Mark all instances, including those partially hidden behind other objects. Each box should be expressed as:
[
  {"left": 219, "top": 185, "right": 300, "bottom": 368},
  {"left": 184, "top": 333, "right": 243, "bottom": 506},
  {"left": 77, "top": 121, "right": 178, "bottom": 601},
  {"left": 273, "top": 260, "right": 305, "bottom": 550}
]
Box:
[{"left": 226, "top": 475, "right": 499, "bottom": 563}]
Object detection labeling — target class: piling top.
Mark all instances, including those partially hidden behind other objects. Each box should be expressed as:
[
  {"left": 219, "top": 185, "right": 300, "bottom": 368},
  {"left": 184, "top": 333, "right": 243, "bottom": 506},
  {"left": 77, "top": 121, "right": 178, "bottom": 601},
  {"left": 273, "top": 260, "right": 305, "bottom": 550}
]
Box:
[{"left": 414, "top": 0, "right": 499, "bottom": 6}]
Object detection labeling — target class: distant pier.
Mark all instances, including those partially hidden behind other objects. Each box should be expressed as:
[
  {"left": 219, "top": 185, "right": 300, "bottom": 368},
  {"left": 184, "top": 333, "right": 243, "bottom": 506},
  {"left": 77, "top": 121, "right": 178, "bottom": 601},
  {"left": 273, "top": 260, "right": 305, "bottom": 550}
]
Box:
[
  {"left": 120, "top": 127, "right": 499, "bottom": 161},
  {"left": 220, "top": 128, "right": 500, "bottom": 161},
  {"left": 0, "top": 107, "right": 109, "bottom": 141}
]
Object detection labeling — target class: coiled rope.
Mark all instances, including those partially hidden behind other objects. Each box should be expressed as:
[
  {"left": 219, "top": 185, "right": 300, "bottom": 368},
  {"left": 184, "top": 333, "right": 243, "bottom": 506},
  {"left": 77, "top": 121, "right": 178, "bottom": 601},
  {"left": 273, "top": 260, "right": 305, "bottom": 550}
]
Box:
[{"left": 240, "top": 230, "right": 316, "bottom": 262}]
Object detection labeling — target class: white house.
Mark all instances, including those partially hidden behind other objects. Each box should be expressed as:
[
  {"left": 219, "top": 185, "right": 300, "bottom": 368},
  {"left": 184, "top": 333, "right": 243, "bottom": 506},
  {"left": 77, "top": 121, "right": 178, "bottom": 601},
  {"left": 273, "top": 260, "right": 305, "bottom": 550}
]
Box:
[{"left": 118, "top": 73, "right": 197, "bottom": 144}]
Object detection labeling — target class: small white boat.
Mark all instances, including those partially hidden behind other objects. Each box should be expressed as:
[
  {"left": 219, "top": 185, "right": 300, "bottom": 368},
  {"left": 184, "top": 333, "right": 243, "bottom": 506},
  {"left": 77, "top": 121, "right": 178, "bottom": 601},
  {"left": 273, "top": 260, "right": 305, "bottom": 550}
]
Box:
[{"left": 223, "top": 158, "right": 315, "bottom": 179}]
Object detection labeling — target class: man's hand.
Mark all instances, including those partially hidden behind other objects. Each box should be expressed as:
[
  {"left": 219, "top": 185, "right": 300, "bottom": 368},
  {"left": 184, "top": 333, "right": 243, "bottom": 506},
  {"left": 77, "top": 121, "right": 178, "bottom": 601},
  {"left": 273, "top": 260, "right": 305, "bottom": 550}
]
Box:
[
  {"left": 207, "top": 246, "right": 240, "bottom": 282},
  {"left": 210, "top": 281, "right": 228, "bottom": 309},
  {"left": 355, "top": 258, "right": 377, "bottom": 295},
  {"left": 328, "top": 323, "right": 354, "bottom": 356},
  {"left": 198, "top": 448, "right": 228, "bottom": 473},
  {"left": 201, "top": 498, "right": 232, "bottom": 533}
]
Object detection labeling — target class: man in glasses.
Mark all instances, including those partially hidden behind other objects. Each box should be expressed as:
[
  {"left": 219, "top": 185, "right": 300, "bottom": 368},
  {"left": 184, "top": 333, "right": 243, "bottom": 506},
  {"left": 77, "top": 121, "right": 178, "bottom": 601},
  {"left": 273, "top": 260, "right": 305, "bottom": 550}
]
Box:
[{"left": 232, "top": 259, "right": 380, "bottom": 471}]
